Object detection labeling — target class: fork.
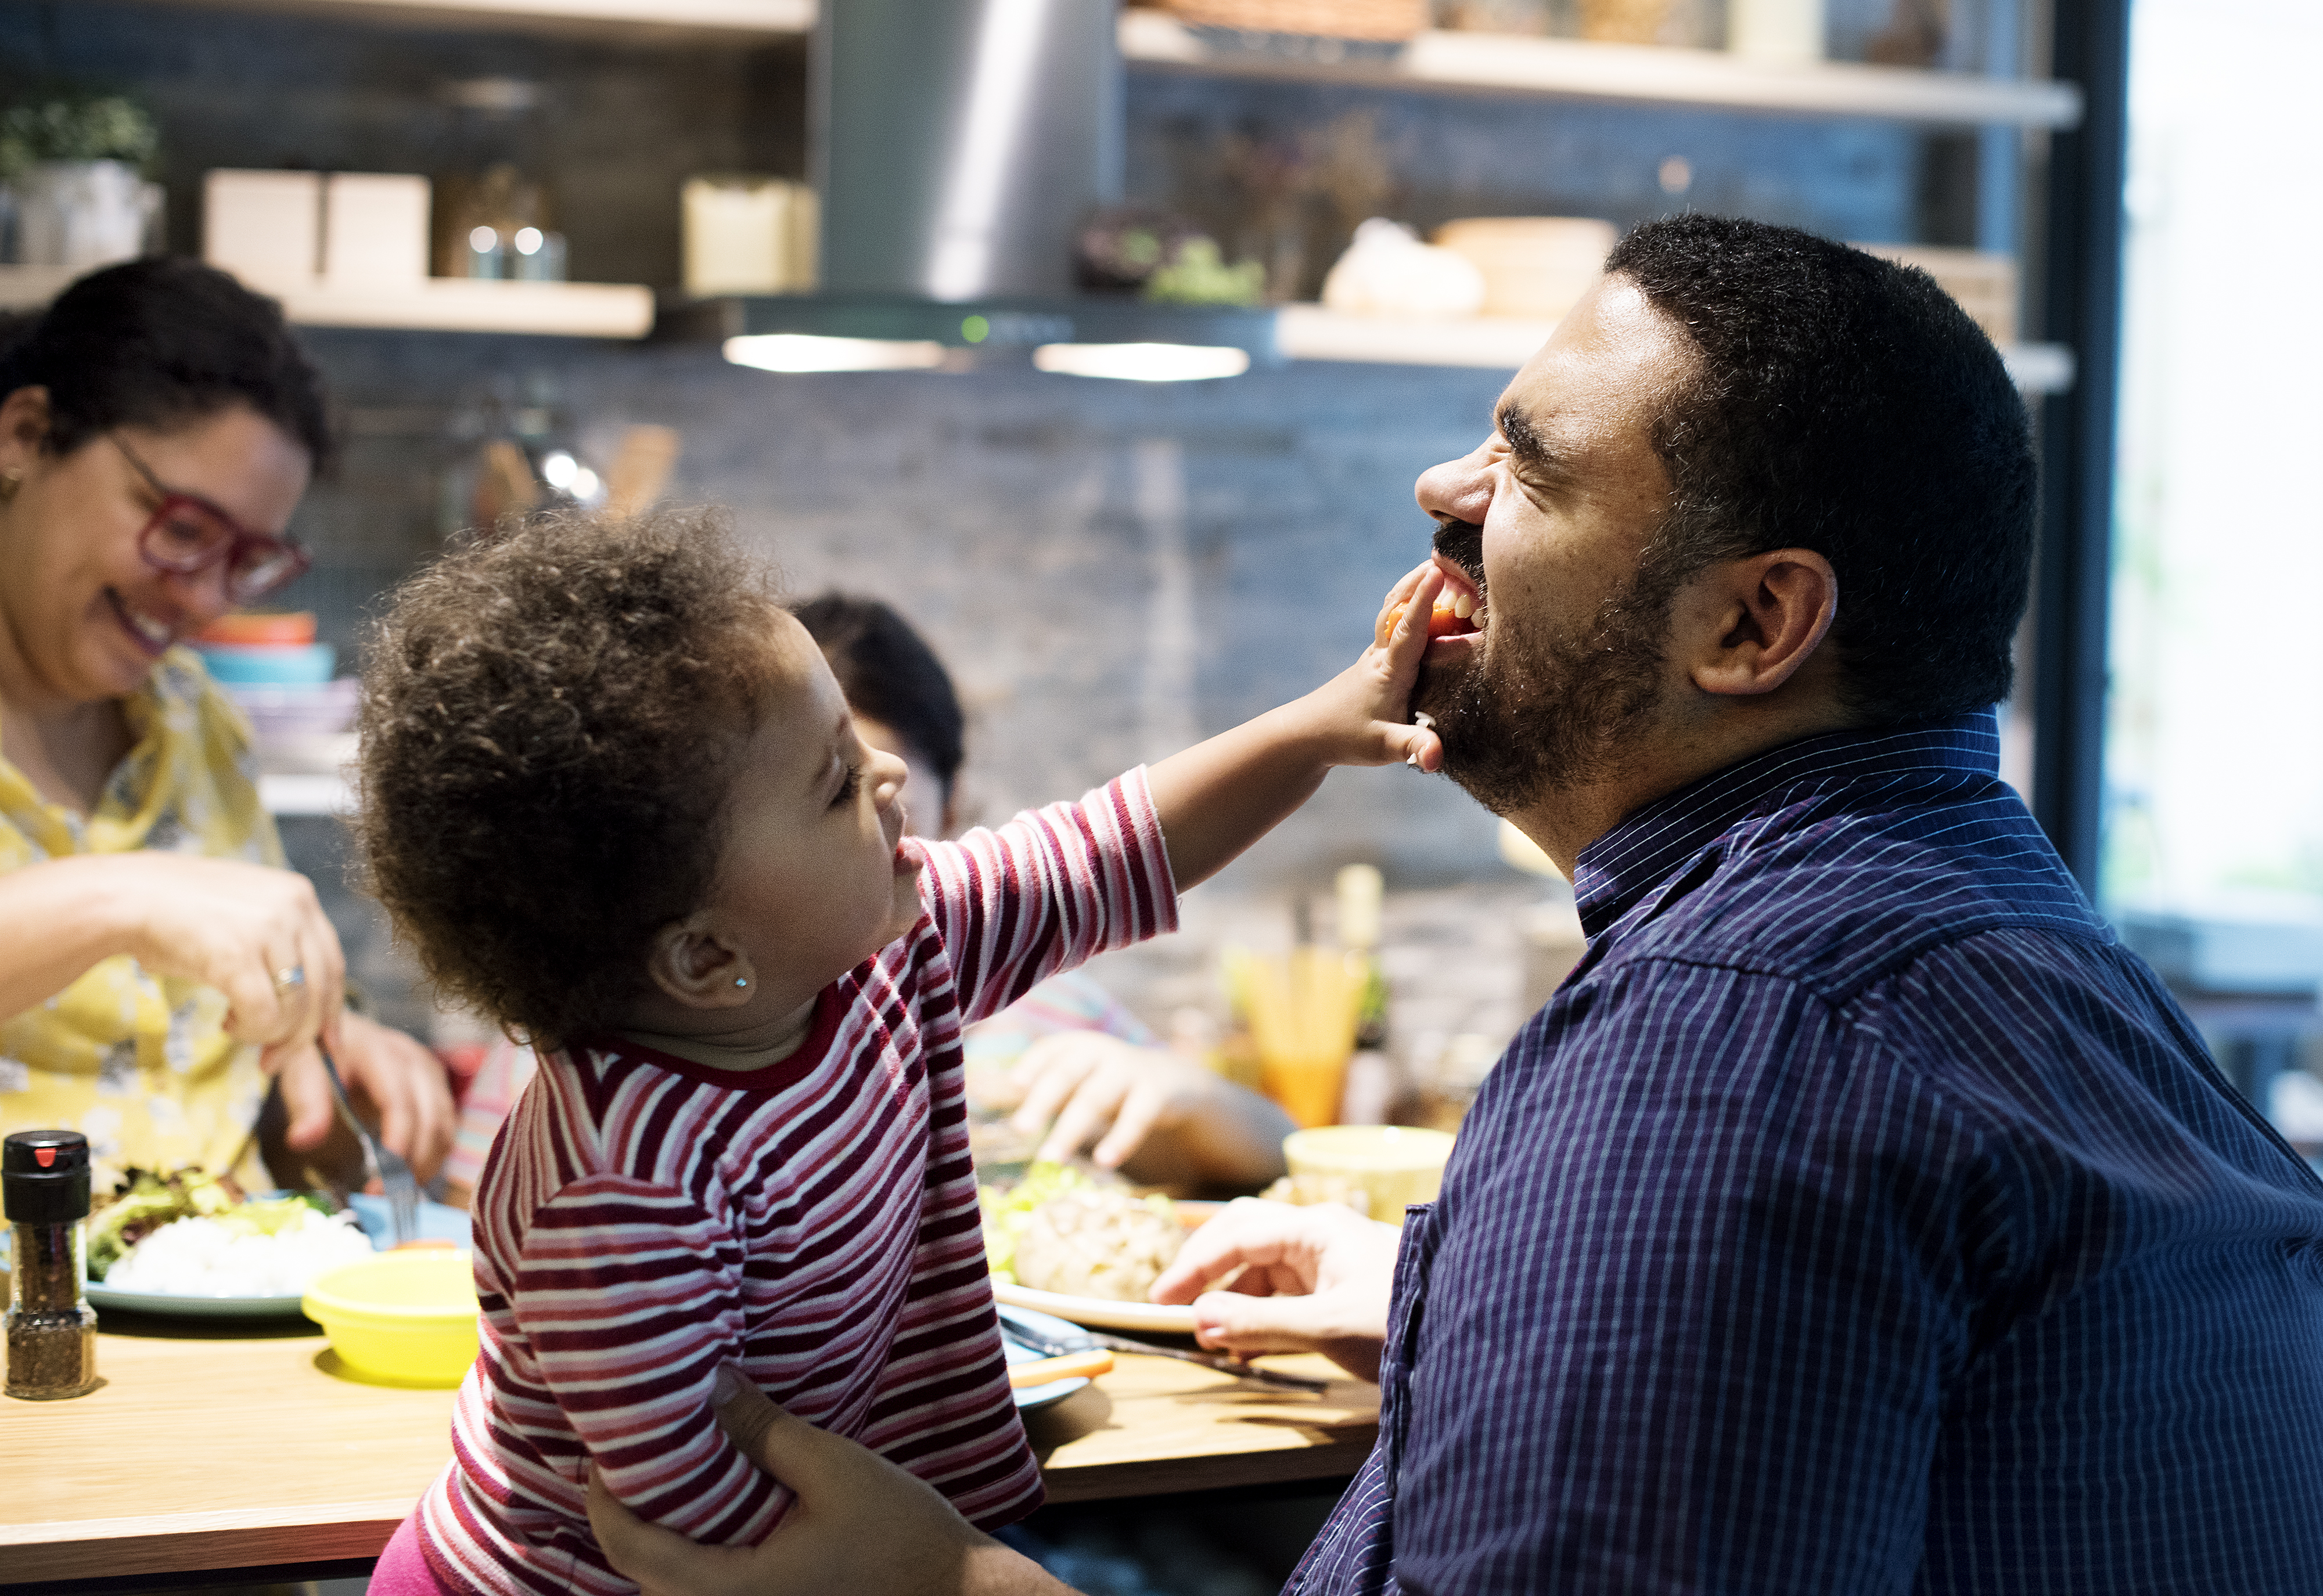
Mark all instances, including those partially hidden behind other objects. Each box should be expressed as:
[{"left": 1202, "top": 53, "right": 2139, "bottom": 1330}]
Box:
[{"left": 318, "top": 1043, "right": 420, "bottom": 1248}]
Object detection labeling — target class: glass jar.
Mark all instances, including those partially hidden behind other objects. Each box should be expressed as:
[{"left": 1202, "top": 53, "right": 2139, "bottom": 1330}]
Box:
[{"left": 4, "top": 1129, "right": 99, "bottom": 1401}]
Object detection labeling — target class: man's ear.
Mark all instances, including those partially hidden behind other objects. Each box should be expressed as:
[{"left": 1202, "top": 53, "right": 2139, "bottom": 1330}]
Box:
[
  {"left": 644, "top": 913, "right": 757, "bottom": 1011},
  {"left": 1687, "top": 548, "right": 1839, "bottom": 699}
]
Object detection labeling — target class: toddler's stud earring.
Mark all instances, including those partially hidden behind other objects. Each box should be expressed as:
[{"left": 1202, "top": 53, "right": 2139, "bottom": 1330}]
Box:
[{"left": 735, "top": 978, "right": 748, "bottom": 988}]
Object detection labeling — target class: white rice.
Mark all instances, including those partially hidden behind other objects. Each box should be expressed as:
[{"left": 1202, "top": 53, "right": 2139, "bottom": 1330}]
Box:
[{"left": 104, "top": 1209, "right": 376, "bottom": 1298}]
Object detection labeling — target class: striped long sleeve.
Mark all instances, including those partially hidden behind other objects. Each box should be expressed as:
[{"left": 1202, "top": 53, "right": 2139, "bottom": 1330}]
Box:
[{"left": 415, "top": 775, "right": 1175, "bottom": 1595}]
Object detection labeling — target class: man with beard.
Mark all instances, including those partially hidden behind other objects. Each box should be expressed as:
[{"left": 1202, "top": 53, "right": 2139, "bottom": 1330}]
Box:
[{"left": 582, "top": 216, "right": 2323, "bottom": 1595}]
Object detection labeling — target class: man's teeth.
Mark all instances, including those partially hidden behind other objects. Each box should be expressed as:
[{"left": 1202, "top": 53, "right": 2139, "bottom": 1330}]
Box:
[{"left": 1451, "top": 593, "right": 1475, "bottom": 620}]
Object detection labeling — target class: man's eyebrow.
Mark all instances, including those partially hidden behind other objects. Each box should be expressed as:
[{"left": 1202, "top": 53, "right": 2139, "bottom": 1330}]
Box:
[{"left": 1496, "top": 404, "right": 1560, "bottom": 478}]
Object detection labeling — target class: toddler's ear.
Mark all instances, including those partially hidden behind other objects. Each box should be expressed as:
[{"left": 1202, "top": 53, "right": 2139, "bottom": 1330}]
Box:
[{"left": 646, "top": 916, "right": 756, "bottom": 1010}]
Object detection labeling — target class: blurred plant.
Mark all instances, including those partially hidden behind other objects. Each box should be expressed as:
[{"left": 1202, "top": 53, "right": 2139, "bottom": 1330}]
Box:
[
  {"left": 1220, "top": 128, "right": 1314, "bottom": 301},
  {"left": 0, "top": 96, "right": 158, "bottom": 178},
  {"left": 1218, "top": 110, "right": 1399, "bottom": 302},
  {"left": 1314, "top": 111, "right": 1396, "bottom": 240},
  {"left": 1078, "top": 206, "right": 1202, "bottom": 293},
  {"left": 1142, "top": 237, "right": 1267, "bottom": 307}
]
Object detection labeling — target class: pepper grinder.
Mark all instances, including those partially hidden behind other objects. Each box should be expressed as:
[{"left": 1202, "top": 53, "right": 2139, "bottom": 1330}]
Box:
[{"left": 4, "top": 1129, "right": 99, "bottom": 1400}]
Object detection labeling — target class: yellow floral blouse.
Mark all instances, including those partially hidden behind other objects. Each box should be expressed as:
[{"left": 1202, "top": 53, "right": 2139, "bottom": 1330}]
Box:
[{"left": 0, "top": 649, "right": 283, "bottom": 1193}]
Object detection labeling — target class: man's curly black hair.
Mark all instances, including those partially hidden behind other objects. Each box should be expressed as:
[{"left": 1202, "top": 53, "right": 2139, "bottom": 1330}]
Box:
[{"left": 356, "top": 508, "right": 786, "bottom": 1046}]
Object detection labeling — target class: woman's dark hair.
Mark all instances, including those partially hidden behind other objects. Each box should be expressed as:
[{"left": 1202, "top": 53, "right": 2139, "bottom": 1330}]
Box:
[
  {"left": 791, "top": 592, "right": 965, "bottom": 801},
  {"left": 0, "top": 257, "right": 332, "bottom": 466},
  {"left": 357, "top": 508, "right": 786, "bottom": 1045},
  {"left": 1605, "top": 215, "right": 2037, "bottom": 725}
]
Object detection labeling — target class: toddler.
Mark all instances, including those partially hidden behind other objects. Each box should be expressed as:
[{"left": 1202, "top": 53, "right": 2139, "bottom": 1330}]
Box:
[{"left": 358, "top": 509, "right": 1443, "bottom": 1594}]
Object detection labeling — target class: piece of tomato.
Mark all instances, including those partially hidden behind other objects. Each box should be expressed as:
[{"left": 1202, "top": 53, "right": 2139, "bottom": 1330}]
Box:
[{"left": 1389, "top": 601, "right": 1471, "bottom": 639}]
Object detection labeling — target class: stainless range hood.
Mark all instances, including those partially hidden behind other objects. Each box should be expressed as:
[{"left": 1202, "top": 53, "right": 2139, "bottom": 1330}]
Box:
[
  {"left": 675, "top": 0, "right": 1277, "bottom": 376},
  {"left": 820, "top": 0, "right": 1117, "bottom": 300}
]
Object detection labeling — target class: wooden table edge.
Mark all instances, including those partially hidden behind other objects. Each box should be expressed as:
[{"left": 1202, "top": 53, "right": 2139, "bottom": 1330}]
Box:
[
  {"left": 1038, "top": 1426, "right": 1377, "bottom": 1504},
  {"left": 0, "top": 1503, "right": 409, "bottom": 1586}
]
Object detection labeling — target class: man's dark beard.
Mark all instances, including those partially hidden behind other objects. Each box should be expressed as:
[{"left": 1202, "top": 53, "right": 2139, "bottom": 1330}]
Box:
[{"left": 1414, "top": 525, "right": 1676, "bottom": 817}]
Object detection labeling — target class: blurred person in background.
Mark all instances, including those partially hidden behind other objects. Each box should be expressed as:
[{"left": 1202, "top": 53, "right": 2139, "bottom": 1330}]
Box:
[
  {"left": 0, "top": 258, "right": 452, "bottom": 1193},
  {"left": 442, "top": 592, "right": 1292, "bottom": 1205}
]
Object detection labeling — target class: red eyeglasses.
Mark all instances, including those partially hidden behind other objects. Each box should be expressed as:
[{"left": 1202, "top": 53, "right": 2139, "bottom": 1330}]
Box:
[{"left": 113, "top": 434, "right": 311, "bottom": 605}]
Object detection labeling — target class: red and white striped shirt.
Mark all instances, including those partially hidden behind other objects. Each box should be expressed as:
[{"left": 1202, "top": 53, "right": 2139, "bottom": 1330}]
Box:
[{"left": 410, "top": 773, "right": 1175, "bottom": 1595}]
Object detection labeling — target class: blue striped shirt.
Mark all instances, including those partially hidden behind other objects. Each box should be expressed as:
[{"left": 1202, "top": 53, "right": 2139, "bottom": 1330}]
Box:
[{"left": 1294, "top": 716, "right": 2323, "bottom": 1595}]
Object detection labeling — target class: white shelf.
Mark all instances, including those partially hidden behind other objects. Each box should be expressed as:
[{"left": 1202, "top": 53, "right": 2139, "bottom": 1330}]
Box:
[
  {"left": 268, "top": 277, "right": 656, "bottom": 336},
  {"left": 1276, "top": 306, "right": 1563, "bottom": 369},
  {"left": 0, "top": 267, "right": 655, "bottom": 338},
  {"left": 259, "top": 773, "right": 353, "bottom": 817},
  {"left": 1275, "top": 305, "right": 2075, "bottom": 394},
  {"left": 142, "top": 0, "right": 811, "bottom": 35},
  {"left": 1120, "top": 13, "right": 2082, "bottom": 130}
]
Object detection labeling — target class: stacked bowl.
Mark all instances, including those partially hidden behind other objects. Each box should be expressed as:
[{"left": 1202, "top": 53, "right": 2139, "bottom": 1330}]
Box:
[{"left": 193, "top": 613, "right": 359, "bottom": 770}]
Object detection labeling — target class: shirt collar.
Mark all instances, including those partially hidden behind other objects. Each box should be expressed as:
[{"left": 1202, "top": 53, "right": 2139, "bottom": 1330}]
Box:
[{"left": 1569, "top": 712, "right": 2005, "bottom": 941}]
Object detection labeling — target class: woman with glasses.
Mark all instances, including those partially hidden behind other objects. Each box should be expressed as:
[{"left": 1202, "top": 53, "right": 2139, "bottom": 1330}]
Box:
[{"left": 0, "top": 258, "right": 452, "bottom": 1195}]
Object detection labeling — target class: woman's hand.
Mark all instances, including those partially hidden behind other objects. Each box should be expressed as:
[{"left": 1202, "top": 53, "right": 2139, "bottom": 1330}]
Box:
[
  {"left": 274, "top": 1011, "right": 456, "bottom": 1182},
  {"left": 1149, "top": 1198, "right": 1401, "bottom": 1384},
  {"left": 586, "top": 1367, "right": 1070, "bottom": 1596},
  {"left": 1002, "top": 1033, "right": 1294, "bottom": 1190},
  {"left": 77, "top": 852, "right": 348, "bottom": 1065}
]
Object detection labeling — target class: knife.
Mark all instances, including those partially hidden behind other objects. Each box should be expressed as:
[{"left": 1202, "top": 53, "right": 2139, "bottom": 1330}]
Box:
[{"left": 997, "top": 1307, "right": 1333, "bottom": 1393}]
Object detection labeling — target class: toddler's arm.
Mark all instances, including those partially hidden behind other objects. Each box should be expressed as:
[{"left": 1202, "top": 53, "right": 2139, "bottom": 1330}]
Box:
[
  {"left": 1148, "top": 563, "right": 1445, "bottom": 889},
  {"left": 918, "top": 566, "right": 1444, "bottom": 1022},
  {"left": 508, "top": 1177, "right": 775, "bottom": 1542}
]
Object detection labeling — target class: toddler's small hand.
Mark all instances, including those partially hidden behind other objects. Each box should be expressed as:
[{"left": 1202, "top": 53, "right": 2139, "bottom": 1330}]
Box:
[{"left": 1303, "top": 565, "right": 1445, "bottom": 775}]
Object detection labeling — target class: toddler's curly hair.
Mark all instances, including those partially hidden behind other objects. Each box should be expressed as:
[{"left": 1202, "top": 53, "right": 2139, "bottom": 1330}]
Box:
[{"left": 356, "top": 507, "right": 786, "bottom": 1045}]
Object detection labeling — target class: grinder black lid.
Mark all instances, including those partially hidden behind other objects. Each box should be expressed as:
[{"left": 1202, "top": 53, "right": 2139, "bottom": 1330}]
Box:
[{"left": 3, "top": 1129, "right": 92, "bottom": 1225}]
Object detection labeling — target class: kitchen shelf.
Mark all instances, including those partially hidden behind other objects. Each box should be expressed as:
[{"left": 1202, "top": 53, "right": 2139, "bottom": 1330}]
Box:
[
  {"left": 0, "top": 266, "right": 655, "bottom": 338},
  {"left": 142, "top": 0, "right": 811, "bottom": 36},
  {"left": 1275, "top": 305, "right": 2076, "bottom": 394},
  {"left": 1119, "top": 13, "right": 2083, "bottom": 130},
  {"left": 131, "top": 5, "right": 2080, "bottom": 128},
  {"left": 258, "top": 773, "right": 353, "bottom": 817}
]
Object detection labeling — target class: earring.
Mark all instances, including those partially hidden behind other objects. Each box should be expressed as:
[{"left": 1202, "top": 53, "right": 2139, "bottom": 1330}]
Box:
[{"left": 735, "top": 978, "right": 748, "bottom": 988}]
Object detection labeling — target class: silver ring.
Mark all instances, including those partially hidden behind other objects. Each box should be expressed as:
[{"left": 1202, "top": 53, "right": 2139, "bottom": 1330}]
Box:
[{"left": 274, "top": 965, "right": 307, "bottom": 992}]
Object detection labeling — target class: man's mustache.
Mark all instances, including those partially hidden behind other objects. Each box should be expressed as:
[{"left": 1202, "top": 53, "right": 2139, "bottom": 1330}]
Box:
[{"left": 1432, "top": 518, "right": 1485, "bottom": 588}]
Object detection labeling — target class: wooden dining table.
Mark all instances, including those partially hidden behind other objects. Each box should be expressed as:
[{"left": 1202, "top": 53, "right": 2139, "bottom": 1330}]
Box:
[{"left": 0, "top": 1310, "right": 1378, "bottom": 1587}]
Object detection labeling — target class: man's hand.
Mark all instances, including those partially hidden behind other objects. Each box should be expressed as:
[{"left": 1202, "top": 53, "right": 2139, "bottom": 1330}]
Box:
[
  {"left": 1150, "top": 1198, "right": 1401, "bottom": 1384},
  {"left": 1002, "top": 1033, "right": 1295, "bottom": 1188},
  {"left": 586, "top": 1367, "right": 1072, "bottom": 1596},
  {"left": 275, "top": 1011, "right": 456, "bottom": 1182}
]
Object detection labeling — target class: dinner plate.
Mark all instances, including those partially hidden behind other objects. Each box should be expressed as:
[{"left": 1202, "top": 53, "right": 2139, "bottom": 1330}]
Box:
[
  {"left": 987, "top": 1198, "right": 1216, "bottom": 1334},
  {"left": 993, "top": 1281, "right": 1198, "bottom": 1335},
  {"left": 85, "top": 1195, "right": 473, "bottom": 1320},
  {"left": 85, "top": 1282, "right": 312, "bottom": 1318},
  {"left": 1001, "top": 1303, "right": 1098, "bottom": 1411}
]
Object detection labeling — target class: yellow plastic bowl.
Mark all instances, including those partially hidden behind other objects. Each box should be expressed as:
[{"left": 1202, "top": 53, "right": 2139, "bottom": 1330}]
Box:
[
  {"left": 303, "top": 1249, "right": 480, "bottom": 1388},
  {"left": 1283, "top": 1125, "right": 1458, "bottom": 1225}
]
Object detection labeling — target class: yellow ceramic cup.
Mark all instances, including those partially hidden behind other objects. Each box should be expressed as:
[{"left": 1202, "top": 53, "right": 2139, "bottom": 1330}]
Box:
[
  {"left": 1282, "top": 1125, "right": 1458, "bottom": 1226},
  {"left": 303, "top": 1249, "right": 480, "bottom": 1388}
]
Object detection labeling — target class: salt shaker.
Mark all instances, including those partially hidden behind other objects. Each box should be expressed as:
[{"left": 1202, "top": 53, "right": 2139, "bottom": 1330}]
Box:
[{"left": 4, "top": 1129, "right": 99, "bottom": 1400}]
